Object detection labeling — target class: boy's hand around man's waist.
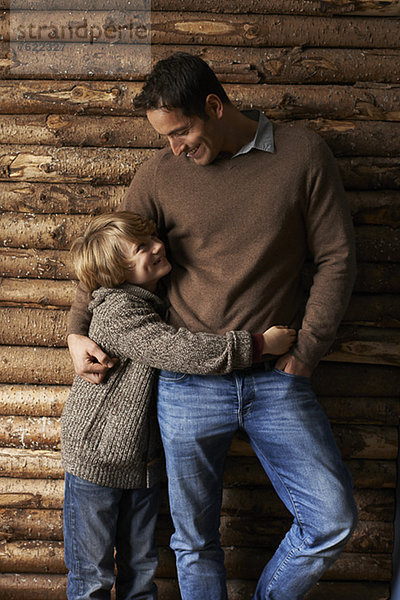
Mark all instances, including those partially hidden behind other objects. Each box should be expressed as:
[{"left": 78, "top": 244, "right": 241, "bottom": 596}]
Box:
[{"left": 67, "top": 334, "right": 118, "bottom": 384}]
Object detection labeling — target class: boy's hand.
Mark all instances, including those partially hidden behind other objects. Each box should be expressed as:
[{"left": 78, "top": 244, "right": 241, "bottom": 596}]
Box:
[
  {"left": 262, "top": 325, "right": 297, "bottom": 356},
  {"left": 67, "top": 334, "right": 118, "bottom": 384},
  {"left": 275, "top": 353, "right": 312, "bottom": 378}
]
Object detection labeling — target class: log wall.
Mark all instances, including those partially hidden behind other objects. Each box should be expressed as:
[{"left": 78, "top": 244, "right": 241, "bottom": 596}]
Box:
[{"left": 0, "top": 1, "right": 399, "bottom": 598}]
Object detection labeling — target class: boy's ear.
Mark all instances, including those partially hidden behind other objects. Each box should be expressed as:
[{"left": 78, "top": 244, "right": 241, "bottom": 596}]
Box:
[{"left": 205, "top": 94, "right": 224, "bottom": 119}]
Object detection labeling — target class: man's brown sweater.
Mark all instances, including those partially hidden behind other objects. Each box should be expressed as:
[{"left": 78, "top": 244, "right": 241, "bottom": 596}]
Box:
[{"left": 68, "top": 123, "right": 356, "bottom": 370}]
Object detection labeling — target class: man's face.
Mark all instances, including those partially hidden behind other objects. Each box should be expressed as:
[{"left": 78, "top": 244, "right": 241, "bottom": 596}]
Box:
[{"left": 146, "top": 106, "right": 223, "bottom": 166}]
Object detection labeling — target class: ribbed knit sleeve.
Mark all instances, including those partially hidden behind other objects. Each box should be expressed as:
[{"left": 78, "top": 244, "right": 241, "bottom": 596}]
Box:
[{"left": 96, "top": 290, "right": 253, "bottom": 375}]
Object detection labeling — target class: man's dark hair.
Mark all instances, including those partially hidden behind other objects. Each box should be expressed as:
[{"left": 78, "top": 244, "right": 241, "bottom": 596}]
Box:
[{"left": 133, "top": 52, "right": 231, "bottom": 119}]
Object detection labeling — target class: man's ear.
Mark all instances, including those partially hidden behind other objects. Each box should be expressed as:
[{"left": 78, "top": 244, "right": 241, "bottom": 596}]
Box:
[{"left": 204, "top": 94, "right": 224, "bottom": 119}]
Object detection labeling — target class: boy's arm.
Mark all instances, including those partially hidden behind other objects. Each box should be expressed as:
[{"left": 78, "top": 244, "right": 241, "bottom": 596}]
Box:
[{"left": 102, "top": 296, "right": 254, "bottom": 375}]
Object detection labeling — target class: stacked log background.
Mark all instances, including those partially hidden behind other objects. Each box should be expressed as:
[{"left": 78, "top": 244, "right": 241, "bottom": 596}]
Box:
[{"left": 1, "top": 1, "right": 400, "bottom": 598}]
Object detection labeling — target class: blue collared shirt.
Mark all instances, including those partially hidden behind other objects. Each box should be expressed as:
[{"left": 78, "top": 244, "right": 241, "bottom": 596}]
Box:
[{"left": 232, "top": 110, "right": 275, "bottom": 158}]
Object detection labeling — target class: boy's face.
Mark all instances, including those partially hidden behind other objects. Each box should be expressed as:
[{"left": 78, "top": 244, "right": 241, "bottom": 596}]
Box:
[{"left": 121, "top": 236, "right": 171, "bottom": 292}]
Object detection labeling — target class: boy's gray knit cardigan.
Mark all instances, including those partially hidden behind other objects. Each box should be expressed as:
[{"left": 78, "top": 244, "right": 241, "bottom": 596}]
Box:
[{"left": 62, "top": 283, "right": 253, "bottom": 489}]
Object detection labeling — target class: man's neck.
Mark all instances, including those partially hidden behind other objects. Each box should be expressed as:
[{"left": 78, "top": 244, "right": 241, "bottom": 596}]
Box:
[{"left": 220, "top": 105, "right": 259, "bottom": 156}]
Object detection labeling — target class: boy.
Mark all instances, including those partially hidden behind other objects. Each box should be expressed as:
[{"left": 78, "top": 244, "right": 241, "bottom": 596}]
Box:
[{"left": 62, "top": 211, "right": 296, "bottom": 600}]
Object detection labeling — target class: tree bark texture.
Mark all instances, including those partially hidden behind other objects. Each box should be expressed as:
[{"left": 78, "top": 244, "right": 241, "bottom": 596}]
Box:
[
  {"left": 0, "top": 81, "right": 399, "bottom": 121},
  {"left": 1, "top": 0, "right": 400, "bottom": 16},
  {"left": 2, "top": 12, "right": 399, "bottom": 48}
]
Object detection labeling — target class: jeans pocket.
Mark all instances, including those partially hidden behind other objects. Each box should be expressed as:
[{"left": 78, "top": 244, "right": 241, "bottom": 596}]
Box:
[
  {"left": 273, "top": 368, "right": 310, "bottom": 383},
  {"left": 158, "top": 369, "right": 188, "bottom": 382}
]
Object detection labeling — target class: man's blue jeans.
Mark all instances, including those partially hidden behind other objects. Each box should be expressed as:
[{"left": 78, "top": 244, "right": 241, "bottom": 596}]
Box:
[
  {"left": 63, "top": 473, "right": 159, "bottom": 600},
  {"left": 157, "top": 364, "right": 357, "bottom": 600}
]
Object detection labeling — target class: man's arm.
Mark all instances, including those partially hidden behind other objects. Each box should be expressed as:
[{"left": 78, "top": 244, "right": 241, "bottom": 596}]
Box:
[
  {"left": 67, "top": 333, "right": 118, "bottom": 384},
  {"left": 283, "top": 133, "right": 356, "bottom": 374},
  {"left": 67, "top": 284, "right": 117, "bottom": 383}
]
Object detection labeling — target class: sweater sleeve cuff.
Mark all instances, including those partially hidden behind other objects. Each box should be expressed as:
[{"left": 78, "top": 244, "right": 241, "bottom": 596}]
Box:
[{"left": 251, "top": 334, "right": 265, "bottom": 363}]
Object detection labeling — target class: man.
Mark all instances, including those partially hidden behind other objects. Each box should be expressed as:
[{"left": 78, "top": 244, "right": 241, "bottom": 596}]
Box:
[{"left": 68, "top": 52, "right": 357, "bottom": 600}]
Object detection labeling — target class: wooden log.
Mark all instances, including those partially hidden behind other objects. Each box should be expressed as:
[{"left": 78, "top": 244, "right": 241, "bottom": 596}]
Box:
[
  {"left": 1, "top": 144, "right": 399, "bottom": 188},
  {"left": 318, "top": 397, "right": 400, "bottom": 426},
  {"left": 2, "top": 383, "right": 398, "bottom": 425},
  {"left": 2, "top": 115, "right": 400, "bottom": 156},
  {"left": 338, "top": 157, "right": 400, "bottom": 190},
  {"left": 0, "top": 182, "right": 125, "bottom": 214},
  {"left": 0, "top": 575, "right": 391, "bottom": 600},
  {"left": 0, "top": 448, "right": 63, "bottom": 478},
  {"left": 0, "top": 278, "right": 77, "bottom": 308},
  {"left": 0, "top": 254, "right": 398, "bottom": 292},
  {"left": 0, "top": 508, "right": 63, "bottom": 541},
  {"left": 156, "top": 547, "right": 392, "bottom": 581},
  {"left": 312, "top": 362, "right": 400, "bottom": 397},
  {"left": 328, "top": 324, "right": 400, "bottom": 367},
  {"left": 344, "top": 294, "right": 400, "bottom": 328},
  {"left": 0, "top": 446, "right": 396, "bottom": 490},
  {"left": 0, "top": 574, "right": 67, "bottom": 600},
  {"left": 194, "top": 47, "right": 400, "bottom": 85},
  {"left": 355, "top": 226, "right": 400, "bottom": 263},
  {"left": 2, "top": 304, "right": 399, "bottom": 367},
  {"left": 0, "top": 411, "right": 396, "bottom": 458},
  {"left": 0, "top": 476, "right": 393, "bottom": 522},
  {"left": 0, "top": 249, "right": 74, "bottom": 279},
  {"left": 223, "top": 455, "right": 397, "bottom": 489},
  {"left": 2, "top": 0, "right": 400, "bottom": 17},
  {"left": 0, "top": 346, "right": 74, "bottom": 385},
  {"left": 0, "top": 307, "right": 68, "bottom": 347},
  {"left": 354, "top": 263, "right": 400, "bottom": 294},
  {"left": 0, "top": 80, "right": 399, "bottom": 122},
  {"left": 0, "top": 477, "right": 65, "bottom": 509},
  {"left": 220, "top": 517, "right": 393, "bottom": 554},
  {"left": 0, "top": 385, "right": 67, "bottom": 416},
  {"left": 1, "top": 505, "right": 393, "bottom": 554},
  {"left": 0, "top": 145, "right": 154, "bottom": 185},
  {"left": 3, "top": 12, "right": 399, "bottom": 48},
  {"left": 1, "top": 345, "right": 400, "bottom": 392},
  {"left": 298, "top": 119, "right": 400, "bottom": 157},
  {"left": 0, "top": 416, "right": 61, "bottom": 450},
  {"left": 2, "top": 214, "right": 399, "bottom": 260},
  {"left": 1, "top": 213, "right": 90, "bottom": 250},
  {"left": 0, "top": 539, "right": 66, "bottom": 573},
  {"left": 151, "top": 13, "right": 400, "bottom": 49},
  {"left": 2, "top": 280, "right": 400, "bottom": 330},
  {"left": 0, "top": 539, "right": 393, "bottom": 580},
  {"left": 305, "top": 581, "right": 390, "bottom": 600},
  {"left": 349, "top": 190, "right": 400, "bottom": 227},
  {"left": 4, "top": 45, "right": 400, "bottom": 86},
  {"left": 1, "top": 185, "right": 399, "bottom": 230},
  {"left": 0, "top": 114, "right": 163, "bottom": 149},
  {"left": 230, "top": 425, "right": 398, "bottom": 460}
]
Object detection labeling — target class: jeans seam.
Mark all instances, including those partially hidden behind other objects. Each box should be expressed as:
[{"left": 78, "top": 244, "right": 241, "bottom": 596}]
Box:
[{"left": 265, "top": 535, "right": 310, "bottom": 595}]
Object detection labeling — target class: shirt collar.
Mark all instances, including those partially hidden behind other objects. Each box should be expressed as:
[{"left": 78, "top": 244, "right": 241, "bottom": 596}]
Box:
[{"left": 232, "top": 110, "right": 275, "bottom": 158}]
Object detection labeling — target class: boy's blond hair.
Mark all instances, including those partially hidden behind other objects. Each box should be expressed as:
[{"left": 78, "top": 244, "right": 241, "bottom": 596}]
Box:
[{"left": 71, "top": 212, "right": 157, "bottom": 293}]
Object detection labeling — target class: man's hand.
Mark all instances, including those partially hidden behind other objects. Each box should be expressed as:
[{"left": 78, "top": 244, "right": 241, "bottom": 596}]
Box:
[
  {"left": 67, "top": 334, "right": 118, "bottom": 384},
  {"left": 274, "top": 353, "right": 312, "bottom": 378}
]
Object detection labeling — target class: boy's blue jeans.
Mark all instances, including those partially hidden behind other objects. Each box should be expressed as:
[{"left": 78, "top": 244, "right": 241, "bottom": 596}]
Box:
[
  {"left": 63, "top": 473, "right": 159, "bottom": 600},
  {"left": 157, "top": 363, "right": 357, "bottom": 600}
]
